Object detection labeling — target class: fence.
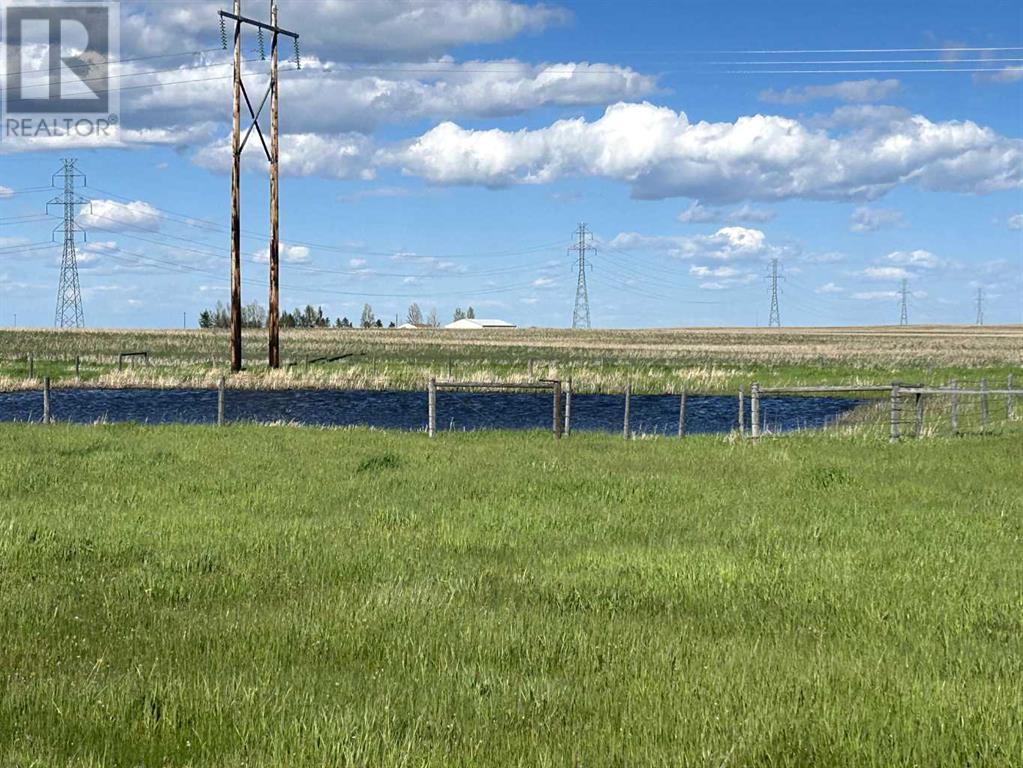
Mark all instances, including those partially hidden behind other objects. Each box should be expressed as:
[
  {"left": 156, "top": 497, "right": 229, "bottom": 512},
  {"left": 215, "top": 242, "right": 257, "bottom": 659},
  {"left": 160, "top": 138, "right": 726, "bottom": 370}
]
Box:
[
  {"left": 428, "top": 377, "right": 564, "bottom": 438},
  {"left": 749, "top": 379, "right": 1021, "bottom": 441},
  {"left": 9, "top": 374, "right": 1021, "bottom": 441}
]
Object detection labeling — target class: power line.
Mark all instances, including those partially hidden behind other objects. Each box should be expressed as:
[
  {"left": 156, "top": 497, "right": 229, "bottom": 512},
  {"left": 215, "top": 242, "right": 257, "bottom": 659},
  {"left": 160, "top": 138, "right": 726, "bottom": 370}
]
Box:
[
  {"left": 81, "top": 186, "right": 567, "bottom": 260},
  {"left": 570, "top": 223, "right": 593, "bottom": 329}
]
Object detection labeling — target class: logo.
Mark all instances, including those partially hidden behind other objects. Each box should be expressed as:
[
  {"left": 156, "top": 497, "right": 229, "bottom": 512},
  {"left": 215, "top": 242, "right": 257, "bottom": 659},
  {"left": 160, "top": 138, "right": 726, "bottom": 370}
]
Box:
[{"left": 2, "top": 0, "right": 119, "bottom": 142}]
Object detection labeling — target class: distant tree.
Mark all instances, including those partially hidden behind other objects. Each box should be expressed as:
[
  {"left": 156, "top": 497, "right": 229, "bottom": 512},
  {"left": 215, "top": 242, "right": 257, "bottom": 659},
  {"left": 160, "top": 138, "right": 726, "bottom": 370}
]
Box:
[
  {"left": 360, "top": 304, "right": 375, "bottom": 328},
  {"left": 427, "top": 307, "right": 439, "bottom": 327},
  {"left": 406, "top": 303, "right": 423, "bottom": 325},
  {"left": 388, "top": 321, "right": 396, "bottom": 328},
  {"left": 198, "top": 309, "right": 213, "bottom": 329},
  {"left": 453, "top": 307, "right": 466, "bottom": 321},
  {"left": 241, "top": 301, "right": 267, "bottom": 329},
  {"left": 339, "top": 316, "right": 352, "bottom": 328},
  {"left": 212, "top": 301, "right": 230, "bottom": 328},
  {"left": 280, "top": 310, "right": 296, "bottom": 329},
  {"left": 466, "top": 306, "right": 475, "bottom": 319},
  {"left": 374, "top": 318, "right": 383, "bottom": 328}
]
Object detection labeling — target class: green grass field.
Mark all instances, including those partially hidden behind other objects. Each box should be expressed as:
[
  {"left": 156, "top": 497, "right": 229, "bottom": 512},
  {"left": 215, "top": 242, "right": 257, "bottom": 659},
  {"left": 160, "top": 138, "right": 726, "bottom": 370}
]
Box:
[{"left": 2, "top": 424, "right": 1020, "bottom": 766}]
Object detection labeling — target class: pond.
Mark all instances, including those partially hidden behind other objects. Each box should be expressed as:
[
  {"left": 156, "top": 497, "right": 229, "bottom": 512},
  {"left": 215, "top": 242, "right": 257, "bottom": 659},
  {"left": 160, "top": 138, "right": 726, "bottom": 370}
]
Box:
[{"left": 0, "top": 388, "right": 864, "bottom": 435}]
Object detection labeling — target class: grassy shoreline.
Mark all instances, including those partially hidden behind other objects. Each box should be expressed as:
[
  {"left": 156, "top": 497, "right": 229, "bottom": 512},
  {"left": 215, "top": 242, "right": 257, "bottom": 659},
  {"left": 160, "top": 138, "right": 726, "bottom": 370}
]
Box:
[
  {"left": 2, "top": 424, "right": 1021, "bottom": 766},
  {"left": 2, "top": 324, "right": 1020, "bottom": 395}
]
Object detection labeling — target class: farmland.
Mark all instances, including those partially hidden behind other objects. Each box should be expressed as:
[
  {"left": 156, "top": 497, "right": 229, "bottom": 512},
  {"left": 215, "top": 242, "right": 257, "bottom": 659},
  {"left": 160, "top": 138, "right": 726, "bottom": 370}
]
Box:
[
  {"left": 1, "top": 324, "right": 1020, "bottom": 394},
  {"left": 1, "top": 423, "right": 1021, "bottom": 766}
]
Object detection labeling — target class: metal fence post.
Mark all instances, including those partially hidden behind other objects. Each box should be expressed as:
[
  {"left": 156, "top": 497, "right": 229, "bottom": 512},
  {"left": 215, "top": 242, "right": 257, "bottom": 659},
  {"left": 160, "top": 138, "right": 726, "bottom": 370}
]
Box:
[
  {"left": 678, "top": 390, "right": 687, "bottom": 438},
  {"left": 950, "top": 379, "right": 958, "bottom": 435},
  {"left": 750, "top": 383, "right": 760, "bottom": 439},
  {"left": 42, "top": 376, "right": 51, "bottom": 424},
  {"left": 738, "top": 386, "right": 745, "bottom": 436},
  {"left": 913, "top": 393, "right": 924, "bottom": 438},
  {"left": 564, "top": 377, "right": 572, "bottom": 437},
  {"left": 980, "top": 378, "right": 989, "bottom": 432},
  {"left": 1008, "top": 373, "right": 1015, "bottom": 421},
  {"left": 217, "top": 377, "right": 226, "bottom": 426},
  {"left": 623, "top": 383, "right": 631, "bottom": 439},
  {"left": 553, "top": 380, "right": 563, "bottom": 439},
  {"left": 427, "top": 377, "right": 437, "bottom": 438},
  {"left": 889, "top": 383, "right": 900, "bottom": 443}
]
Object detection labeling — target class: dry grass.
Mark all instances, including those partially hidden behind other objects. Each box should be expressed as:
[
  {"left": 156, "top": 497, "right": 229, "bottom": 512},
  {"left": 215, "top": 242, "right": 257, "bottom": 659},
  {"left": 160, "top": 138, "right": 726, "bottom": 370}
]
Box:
[{"left": 1, "top": 325, "right": 1019, "bottom": 394}]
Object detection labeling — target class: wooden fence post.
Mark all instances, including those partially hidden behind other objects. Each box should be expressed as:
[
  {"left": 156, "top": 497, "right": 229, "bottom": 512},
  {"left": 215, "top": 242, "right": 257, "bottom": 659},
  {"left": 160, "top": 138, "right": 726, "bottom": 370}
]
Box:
[
  {"left": 623, "top": 383, "right": 631, "bottom": 439},
  {"left": 564, "top": 377, "right": 572, "bottom": 437},
  {"left": 28, "top": 353, "right": 33, "bottom": 379},
  {"left": 427, "top": 377, "right": 437, "bottom": 438},
  {"left": 750, "top": 383, "right": 760, "bottom": 439},
  {"left": 889, "top": 383, "right": 900, "bottom": 443},
  {"left": 1008, "top": 373, "right": 1015, "bottom": 421},
  {"left": 42, "top": 376, "right": 51, "bottom": 424},
  {"left": 217, "top": 377, "right": 226, "bottom": 426},
  {"left": 913, "top": 393, "right": 924, "bottom": 438},
  {"left": 75, "top": 355, "right": 81, "bottom": 384},
  {"left": 980, "top": 378, "right": 989, "bottom": 432},
  {"left": 950, "top": 379, "right": 958, "bottom": 435},
  {"left": 553, "top": 380, "right": 563, "bottom": 439},
  {"left": 678, "top": 390, "right": 687, "bottom": 438},
  {"left": 738, "top": 386, "right": 745, "bottom": 436}
]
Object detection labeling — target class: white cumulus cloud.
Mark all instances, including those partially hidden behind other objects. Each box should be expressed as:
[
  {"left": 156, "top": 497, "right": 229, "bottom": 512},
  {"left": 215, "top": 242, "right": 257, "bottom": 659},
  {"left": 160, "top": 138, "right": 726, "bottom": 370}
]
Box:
[
  {"left": 815, "top": 282, "right": 844, "bottom": 294},
  {"left": 252, "top": 244, "right": 312, "bottom": 264},
  {"left": 884, "top": 249, "right": 943, "bottom": 269},
  {"left": 79, "top": 200, "right": 162, "bottom": 232},
  {"left": 862, "top": 266, "right": 911, "bottom": 280},
  {"left": 759, "top": 78, "right": 901, "bottom": 105},
  {"left": 385, "top": 101, "right": 1023, "bottom": 202},
  {"left": 850, "top": 206, "right": 905, "bottom": 232}
]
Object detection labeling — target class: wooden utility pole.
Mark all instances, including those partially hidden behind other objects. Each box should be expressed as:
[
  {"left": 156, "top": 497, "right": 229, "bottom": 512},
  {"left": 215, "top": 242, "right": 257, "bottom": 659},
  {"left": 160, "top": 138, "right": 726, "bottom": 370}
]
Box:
[
  {"left": 229, "top": 0, "right": 242, "bottom": 372},
  {"left": 268, "top": 1, "right": 281, "bottom": 368},
  {"left": 218, "top": 1, "right": 299, "bottom": 372}
]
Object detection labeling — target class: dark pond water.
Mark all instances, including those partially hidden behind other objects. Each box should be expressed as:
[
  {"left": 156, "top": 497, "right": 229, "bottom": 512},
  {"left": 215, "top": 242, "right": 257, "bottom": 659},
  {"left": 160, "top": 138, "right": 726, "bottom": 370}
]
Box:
[{"left": 0, "top": 388, "right": 863, "bottom": 435}]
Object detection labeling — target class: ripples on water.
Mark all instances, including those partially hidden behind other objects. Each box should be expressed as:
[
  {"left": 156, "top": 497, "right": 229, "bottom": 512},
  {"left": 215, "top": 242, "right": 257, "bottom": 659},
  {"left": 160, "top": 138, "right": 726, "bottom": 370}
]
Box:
[{"left": 0, "top": 388, "right": 864, "bottom": 435}]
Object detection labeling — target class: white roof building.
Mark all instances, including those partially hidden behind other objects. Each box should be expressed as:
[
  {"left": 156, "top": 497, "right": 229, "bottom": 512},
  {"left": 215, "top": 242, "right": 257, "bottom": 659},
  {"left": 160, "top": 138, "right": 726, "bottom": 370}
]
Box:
[{"left": 444, "top": 318, "right": 517, "bottom": 330}]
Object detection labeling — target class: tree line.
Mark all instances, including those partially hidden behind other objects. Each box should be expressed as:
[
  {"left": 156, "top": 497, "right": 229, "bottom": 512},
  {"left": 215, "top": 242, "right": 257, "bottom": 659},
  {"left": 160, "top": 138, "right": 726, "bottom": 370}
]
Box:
[{"left": 198, "top": 302, "right": 478, "bottom": 329}]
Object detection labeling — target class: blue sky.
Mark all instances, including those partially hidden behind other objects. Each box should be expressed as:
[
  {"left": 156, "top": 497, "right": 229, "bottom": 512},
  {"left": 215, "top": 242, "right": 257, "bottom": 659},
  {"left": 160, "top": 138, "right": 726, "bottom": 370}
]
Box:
[{"left": 1, "top": 0, "right": 1021, "bottom": 328}]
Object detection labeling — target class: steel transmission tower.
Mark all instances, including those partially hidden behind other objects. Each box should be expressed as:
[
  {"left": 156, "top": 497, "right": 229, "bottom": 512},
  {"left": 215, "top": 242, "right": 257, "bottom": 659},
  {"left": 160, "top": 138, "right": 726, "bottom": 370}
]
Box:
[
  {"left": 48, "top": 159, "right": 89, "bottom": 328},
  {"left": 766, "top": 258, "right": 782, "bottom": 328},
  {"left": 898, "top": 278, "right": 909, "bottom": 326},
  {"left": 570, "top": 223, "right": 593, "bottom": 329},
  {"left": 975, "top": 287, "right": 984, "bottom": 325}
]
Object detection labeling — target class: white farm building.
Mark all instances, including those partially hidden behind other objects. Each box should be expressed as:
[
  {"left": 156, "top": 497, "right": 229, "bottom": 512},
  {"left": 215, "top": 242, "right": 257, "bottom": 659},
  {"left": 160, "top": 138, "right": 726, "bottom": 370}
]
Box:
[{"left": 444, "top": 318, "right": 516, "bottom": 330}]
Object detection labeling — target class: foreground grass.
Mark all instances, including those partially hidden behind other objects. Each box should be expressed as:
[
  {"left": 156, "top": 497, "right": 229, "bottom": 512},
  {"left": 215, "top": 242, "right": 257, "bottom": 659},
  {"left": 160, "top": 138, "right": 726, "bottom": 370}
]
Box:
[
  {"left": 1, "top": 325, "right": 1020, "bottom": 394},
  {"left": 1, "top": 424, "right": 1021, "bottom": 766}
]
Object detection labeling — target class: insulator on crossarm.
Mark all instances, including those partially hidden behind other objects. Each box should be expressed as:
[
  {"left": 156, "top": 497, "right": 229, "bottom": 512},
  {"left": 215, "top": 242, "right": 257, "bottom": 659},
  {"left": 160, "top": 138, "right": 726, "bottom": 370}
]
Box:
[
  {"left": 293, "top": 37, "right": 301, "bottom": 69},
  {"left": 219, "top": 15, "right": 228, "bottom": 49},
  {"left": 257, "top": 27, "right": 266, "bottom": 60}
]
